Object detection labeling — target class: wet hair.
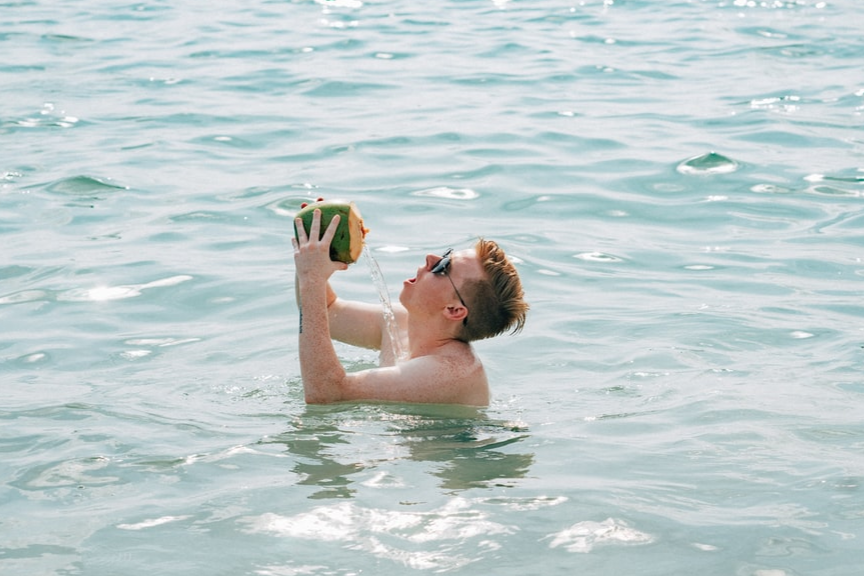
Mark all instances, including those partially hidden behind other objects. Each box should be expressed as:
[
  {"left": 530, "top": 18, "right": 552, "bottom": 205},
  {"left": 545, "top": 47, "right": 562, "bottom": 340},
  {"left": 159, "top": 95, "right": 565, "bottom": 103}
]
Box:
[{"left": 458, "top": 238, "right": 528, "bottom": 342}]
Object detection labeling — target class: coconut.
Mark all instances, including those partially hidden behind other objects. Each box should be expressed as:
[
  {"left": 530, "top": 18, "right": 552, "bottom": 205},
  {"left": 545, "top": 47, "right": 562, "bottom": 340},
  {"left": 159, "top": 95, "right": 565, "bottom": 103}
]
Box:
[{"left": 295, "top": 200, "right": 367, "bottom": 264}]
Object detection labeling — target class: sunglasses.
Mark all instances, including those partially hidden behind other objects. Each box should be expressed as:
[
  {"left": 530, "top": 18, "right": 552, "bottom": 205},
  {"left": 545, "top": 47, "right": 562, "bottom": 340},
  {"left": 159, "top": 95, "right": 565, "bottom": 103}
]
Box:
[{"left": 432, "top": 248, "right": 468, "bottom": 325}]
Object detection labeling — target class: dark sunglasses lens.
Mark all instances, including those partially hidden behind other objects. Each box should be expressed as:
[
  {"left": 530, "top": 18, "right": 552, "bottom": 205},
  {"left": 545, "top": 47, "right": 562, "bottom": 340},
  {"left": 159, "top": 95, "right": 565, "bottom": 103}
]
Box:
[{"left": 432, "top": 249, "right": 452, "bottom": 275}]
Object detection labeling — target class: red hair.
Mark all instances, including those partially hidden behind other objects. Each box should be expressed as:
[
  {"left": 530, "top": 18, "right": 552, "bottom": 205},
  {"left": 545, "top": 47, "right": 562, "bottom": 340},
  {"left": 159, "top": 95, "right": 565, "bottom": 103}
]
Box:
[{"left": 458, "top": 239, "right": 528, "bottom": 342}]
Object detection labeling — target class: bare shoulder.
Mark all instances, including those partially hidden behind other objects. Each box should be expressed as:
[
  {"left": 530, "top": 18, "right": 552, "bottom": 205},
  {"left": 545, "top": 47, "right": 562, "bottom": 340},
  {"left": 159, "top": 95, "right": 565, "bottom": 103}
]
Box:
[{"left": 433, "top": 346, "right": 489, "bottom": 406}]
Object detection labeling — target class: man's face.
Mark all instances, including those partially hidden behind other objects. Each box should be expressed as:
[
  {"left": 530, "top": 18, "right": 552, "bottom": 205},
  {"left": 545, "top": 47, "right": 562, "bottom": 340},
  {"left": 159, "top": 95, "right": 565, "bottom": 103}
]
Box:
[{"left": 400, "top": 248, "right": 482, "bottom": 316}]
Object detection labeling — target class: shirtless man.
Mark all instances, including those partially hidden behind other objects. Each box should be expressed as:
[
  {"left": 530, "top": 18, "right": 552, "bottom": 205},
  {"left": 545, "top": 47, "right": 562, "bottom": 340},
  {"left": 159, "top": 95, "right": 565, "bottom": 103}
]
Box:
[{"left": 293, "top": 209, "right": 528, "bottom": 406}]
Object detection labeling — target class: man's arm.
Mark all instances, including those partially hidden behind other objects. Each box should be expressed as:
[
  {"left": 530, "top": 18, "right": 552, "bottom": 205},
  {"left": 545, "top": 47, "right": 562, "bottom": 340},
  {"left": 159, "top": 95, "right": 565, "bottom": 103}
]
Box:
[
  {"left": 328, "top": 298, "right": 385, "bottom": 350},
  {"left": 295, "top": 274, "right": 384, "bottom": 350},
  {"left": 294, "top": 211, "right": 351, "bottom": 403}
]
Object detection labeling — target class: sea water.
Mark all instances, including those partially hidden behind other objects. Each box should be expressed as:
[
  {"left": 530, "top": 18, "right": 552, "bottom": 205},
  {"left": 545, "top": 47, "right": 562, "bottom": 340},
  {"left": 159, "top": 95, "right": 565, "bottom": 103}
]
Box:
[{"left": 3, "top": 0, "right": 864, "bottom": 575}]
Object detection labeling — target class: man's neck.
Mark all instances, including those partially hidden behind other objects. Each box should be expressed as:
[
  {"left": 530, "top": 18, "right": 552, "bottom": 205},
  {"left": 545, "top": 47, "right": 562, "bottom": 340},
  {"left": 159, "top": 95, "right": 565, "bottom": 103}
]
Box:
[{"left": 405, "top": 318, "right": 467, "bottom": 359}]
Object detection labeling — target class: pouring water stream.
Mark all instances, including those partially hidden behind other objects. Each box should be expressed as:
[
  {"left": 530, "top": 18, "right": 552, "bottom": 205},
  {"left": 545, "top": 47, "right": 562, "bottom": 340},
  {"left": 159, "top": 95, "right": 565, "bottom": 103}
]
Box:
[{"left": 363, "top": 246, "right": 406, "bottom": 363}]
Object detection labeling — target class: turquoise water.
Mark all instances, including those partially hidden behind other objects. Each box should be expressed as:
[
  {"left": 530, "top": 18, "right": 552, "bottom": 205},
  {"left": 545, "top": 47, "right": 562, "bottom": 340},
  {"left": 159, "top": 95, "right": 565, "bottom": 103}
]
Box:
[{"left": 3, "top": 0, "right": 864, "bottom": 574}]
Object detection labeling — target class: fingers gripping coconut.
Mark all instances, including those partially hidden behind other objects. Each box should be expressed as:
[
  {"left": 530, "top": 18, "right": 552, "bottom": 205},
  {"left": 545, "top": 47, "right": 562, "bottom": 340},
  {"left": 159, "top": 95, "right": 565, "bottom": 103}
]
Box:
[{"left": 294, "top": 200, "right": 368, "bottom": 264}]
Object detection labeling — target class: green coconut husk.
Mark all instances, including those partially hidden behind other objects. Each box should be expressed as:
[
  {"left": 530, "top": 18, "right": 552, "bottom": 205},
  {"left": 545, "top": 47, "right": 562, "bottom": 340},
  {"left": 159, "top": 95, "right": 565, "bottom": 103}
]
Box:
[{"left": 295, "top": 200, "right": 367, "bottom": 264}]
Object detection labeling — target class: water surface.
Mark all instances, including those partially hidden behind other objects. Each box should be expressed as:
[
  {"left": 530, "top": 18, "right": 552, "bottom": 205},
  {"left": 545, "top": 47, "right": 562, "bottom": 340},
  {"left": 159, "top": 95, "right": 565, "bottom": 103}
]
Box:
[{"left": 2, "top": 0, "right": 863, "bottom": 574}]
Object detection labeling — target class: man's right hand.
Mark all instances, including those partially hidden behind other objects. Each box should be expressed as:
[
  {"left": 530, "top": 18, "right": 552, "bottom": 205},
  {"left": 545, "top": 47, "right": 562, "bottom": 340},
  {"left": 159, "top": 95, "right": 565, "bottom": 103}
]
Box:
[{"left": 293, "top": 209, "right": 348, "bottom": 286}]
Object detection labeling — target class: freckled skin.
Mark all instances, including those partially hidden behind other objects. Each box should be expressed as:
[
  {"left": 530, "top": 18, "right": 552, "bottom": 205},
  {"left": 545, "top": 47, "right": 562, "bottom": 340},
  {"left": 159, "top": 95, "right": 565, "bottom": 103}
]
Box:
[{"left": 293, "top": 210, "right": 489, "bottom": 406}]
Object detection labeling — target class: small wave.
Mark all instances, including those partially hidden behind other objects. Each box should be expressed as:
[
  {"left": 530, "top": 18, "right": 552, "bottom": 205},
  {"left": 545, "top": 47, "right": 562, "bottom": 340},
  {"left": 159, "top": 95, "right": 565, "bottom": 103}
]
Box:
[
  {"left": 42, "top": 175, "right": 127, "bottom": 196},
  {"left": 244, "top": 498, "right": 514, "bottom": 570},
  {"left": 574, "top": 251, "right": 624, "bottom": 263},
  {"left": 676, "top": 152, "right": 739, "bottom": 175},
  {"left": 751, "top": 183, "right": 794, "bottom": 194},
  {"left": 0, "top": 289, "right": 51, "bottom": 305},
  {"left": 412, "top": 186, "right": 479, "bottom": 200},
  {"left": 117, "top": 516, "right": 191, "bottom": 531},
  {"left": 58, "top": 275, "right": 193, "bottom": 302},
  {"left": 315, "top": 0, "right": 363, "bottom": 8},
  {"left": 547, "top": 518, "right": 653, "bottom": 553}
]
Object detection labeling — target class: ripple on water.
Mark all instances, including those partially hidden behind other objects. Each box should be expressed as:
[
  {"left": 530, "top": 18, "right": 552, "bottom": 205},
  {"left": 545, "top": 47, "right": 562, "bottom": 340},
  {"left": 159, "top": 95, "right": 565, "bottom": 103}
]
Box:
[
  {"left": 243, "top": 498, "right": 514, "bottom": 571},
  {"left": 547, "top": 518, "right": 654, "bottom": 554},
  {"left": 751, "top": 183, "right": 795, "bottom": 194},
  {"left": 574, "top": 251, "right": 624, "bottom": 263},
  {"left": 57, "top": 275, "right": 193, "bottom": 302},
  {"left": 302, "top": 80, "right": 394, "bottom": 98},
  {"left": 676, "top": 152, "right": 739, "bottom": 175},
  {"left": 118, "top": 337, "right": 203, "bottom": 362},
  {"left": 502, "top": 194, "right": 553, "bottom": 212},
  {"left": 12, "top": 351, "right": 51, "bottom": 366},
  {"left": 38, "top": 175, "right": 127, "bottom": 197},
  {"left": 411, "top": 186, "right": 480, "bottom": 200},
  {"left": 10, "top": 103, "right": 80, "bottom": 130},
  {"left": 3, "top": 1, "right": 864, "bottom": 574},
  {"left": 0, "top": 289, "right": 52, "bottom": 305},
  {"left": 803, "top": 172, "right": 864, "bottom": 197},
  {"left": 12, "top": 455, "right": 121, "bottom": 492}
]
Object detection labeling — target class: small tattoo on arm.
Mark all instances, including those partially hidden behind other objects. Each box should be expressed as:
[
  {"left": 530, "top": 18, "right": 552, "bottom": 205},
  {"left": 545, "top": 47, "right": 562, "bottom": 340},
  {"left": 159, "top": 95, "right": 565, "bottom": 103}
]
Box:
[{"left": 299, "top": 310, "right": 303, "bottom": 334}]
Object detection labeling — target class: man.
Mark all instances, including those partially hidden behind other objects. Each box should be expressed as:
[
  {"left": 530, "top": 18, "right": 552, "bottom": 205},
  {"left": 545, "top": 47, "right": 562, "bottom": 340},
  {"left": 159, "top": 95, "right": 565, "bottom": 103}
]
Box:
[{"left": 293, "top": 209, "right": 528, "bottom": 406}]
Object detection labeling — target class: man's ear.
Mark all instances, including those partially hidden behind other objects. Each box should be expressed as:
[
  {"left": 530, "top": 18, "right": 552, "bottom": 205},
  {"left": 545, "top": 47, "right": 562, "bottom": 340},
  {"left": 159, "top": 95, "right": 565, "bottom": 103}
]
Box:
[{"left": 443, "top": 305, "right": 468, "bottom": 323}]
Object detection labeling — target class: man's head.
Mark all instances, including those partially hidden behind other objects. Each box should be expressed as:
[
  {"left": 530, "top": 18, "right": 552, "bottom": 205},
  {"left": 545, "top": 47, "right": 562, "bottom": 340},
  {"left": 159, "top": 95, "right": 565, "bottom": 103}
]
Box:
[{"left": 454, "top": 239, "right": 528, "bottom": 343}]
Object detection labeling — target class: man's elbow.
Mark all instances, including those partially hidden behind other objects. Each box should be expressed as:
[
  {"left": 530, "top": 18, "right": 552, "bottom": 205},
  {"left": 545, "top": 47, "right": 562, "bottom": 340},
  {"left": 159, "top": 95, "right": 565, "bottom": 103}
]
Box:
[
  {"left": 302, "top": 378, "right": 345, "bottom": 404},
  {"left": 304, "top": 391, "right": 335, "bottom": 404}
]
